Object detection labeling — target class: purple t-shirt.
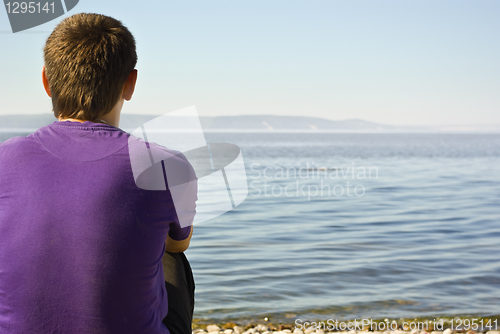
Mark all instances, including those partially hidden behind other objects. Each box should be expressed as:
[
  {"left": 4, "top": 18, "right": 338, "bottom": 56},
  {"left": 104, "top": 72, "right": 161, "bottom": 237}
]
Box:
[{"left": 0, "top": 120, "right": 195, "bottom": 333}]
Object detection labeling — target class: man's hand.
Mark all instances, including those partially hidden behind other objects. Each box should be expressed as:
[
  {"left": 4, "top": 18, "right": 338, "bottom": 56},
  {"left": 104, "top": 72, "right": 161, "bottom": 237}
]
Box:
[{"left": 165, "top": 226, "right": 193, "bottom": 253}]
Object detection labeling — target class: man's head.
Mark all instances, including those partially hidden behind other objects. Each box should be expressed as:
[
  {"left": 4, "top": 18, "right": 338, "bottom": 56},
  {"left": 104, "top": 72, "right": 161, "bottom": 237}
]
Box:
[{"left": 43, "top": 13, "right": 137, "bottom": 121}]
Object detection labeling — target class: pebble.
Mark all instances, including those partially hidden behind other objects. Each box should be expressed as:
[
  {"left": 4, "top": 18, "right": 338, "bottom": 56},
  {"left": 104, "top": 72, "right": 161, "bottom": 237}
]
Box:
[
  {"left": 443, "top": 329, "right": 453, "bottom": 334},
  {"left": 207, "top": 325, "right": 221, "bottom": 333},
  {"left": 224, "top": 330, "right": 233, "bottom": 334},
  {"left": 256, "top": 325, "right": 268, "bottom": 332},
  {"left": 234, "top": 326, "right": 244, "bottom": 334},
  {"left": 193, "top": 330, "right": 206, "bottom": 334},
  {"left": 293, "top": 330, "right": 303, "bottom": 334}
]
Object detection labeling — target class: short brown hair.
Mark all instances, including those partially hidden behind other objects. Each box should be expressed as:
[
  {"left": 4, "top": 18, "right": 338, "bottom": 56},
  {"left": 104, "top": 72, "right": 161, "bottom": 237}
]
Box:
[{"left": 43, "top": 13, "right": 137, "bottom": 121}]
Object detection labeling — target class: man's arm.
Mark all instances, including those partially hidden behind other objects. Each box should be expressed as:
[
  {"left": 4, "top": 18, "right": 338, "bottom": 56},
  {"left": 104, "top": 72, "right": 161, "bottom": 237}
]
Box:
[{"left": 165, "top": 226, "right": 193, "bottom": 253}]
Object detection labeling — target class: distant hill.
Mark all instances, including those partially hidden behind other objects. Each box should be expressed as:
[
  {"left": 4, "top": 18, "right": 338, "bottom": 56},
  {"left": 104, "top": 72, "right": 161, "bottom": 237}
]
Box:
[
  {"left": 0, "top": 114, "right": 58, "bottom": 131},
  {"left": 198, "top": 115, "right": 409, "bottom": 131},
  {"left": 2, "top": 113, "right": 498, "bottom": 132},
  {"left": 0, "top": 113, "right": 428, "bottom": 132}
]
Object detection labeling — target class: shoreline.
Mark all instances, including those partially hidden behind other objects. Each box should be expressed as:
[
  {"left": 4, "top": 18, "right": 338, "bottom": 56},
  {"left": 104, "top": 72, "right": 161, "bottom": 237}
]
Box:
[{"left": 192, "top": 316, "right": 500, "bottom": 333}]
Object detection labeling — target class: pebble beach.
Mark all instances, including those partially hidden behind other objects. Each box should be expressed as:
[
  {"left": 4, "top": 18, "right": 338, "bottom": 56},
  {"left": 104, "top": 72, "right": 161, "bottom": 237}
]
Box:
[{"left": 192, "top": 321, "right": 500, "bottom": 334}]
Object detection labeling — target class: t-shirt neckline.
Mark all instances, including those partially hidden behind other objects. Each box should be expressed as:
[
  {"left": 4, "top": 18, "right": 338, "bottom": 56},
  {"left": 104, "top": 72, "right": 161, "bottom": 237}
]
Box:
[{"left": 52, "top": 120, "right": 121, "bottom": 131}]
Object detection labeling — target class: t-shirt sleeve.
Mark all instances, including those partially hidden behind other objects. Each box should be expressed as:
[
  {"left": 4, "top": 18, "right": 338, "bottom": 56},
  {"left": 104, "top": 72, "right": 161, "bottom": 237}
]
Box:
[
  {"left": 167, "top": 157, "right": 197, "bottom": 240},
  {"left": 127, "top": 135, "right": 197, "bottom": 237},
  {"left": 168, "top": 224, "right": 192, "bottom": 241}
]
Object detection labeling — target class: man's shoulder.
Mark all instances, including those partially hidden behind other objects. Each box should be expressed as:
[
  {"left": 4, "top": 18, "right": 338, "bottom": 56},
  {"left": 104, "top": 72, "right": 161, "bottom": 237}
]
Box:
[
  {"left": 127, "top": 134, "right": 191, "bottom": 166},
  {"left": 127, "top": 135, "right": 196, "bottom": 191}
]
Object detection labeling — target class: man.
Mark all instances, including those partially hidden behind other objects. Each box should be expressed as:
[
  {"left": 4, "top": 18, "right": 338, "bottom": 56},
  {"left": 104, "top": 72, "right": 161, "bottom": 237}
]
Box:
[{"left": 0, "top": 13, "right": 196, "bottom": 334}]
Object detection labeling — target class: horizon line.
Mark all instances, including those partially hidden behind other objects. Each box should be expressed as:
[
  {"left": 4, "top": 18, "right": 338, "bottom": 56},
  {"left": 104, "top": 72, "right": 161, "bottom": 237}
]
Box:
[{"left": 1, "top": 113, "right": 500, "bottom": 129}]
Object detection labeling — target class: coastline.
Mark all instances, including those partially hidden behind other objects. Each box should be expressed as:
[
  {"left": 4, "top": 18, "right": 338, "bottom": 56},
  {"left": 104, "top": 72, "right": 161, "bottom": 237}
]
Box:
[{"left": 192, "top": 316, "right": 500, "bottom": 333}]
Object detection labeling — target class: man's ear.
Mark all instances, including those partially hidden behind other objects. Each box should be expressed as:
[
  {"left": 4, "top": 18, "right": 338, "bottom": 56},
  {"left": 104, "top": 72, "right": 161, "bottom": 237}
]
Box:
[
  {"left": 42, "top": 66, "right": 51, "bottom": 98},
  {"left": 122, "top": 69, "right": 138, "bottom": 101}
]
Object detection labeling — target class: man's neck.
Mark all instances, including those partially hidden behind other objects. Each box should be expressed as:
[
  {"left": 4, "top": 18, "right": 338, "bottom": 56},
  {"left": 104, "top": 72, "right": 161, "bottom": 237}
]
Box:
[{"left": 57, "top": 99, "right": 123, "bottom": 127}]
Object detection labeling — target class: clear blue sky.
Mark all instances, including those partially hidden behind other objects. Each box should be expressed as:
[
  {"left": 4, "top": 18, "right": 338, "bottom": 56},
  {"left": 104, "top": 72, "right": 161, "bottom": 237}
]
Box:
[{"left": 1, "top": 0, "right": 499, "bottom": 126}]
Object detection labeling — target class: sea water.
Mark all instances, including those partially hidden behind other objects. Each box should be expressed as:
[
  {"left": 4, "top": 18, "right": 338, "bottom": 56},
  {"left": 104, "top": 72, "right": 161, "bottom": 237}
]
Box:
[{"left": 193, "top": 132, "right": 500, "bottom": 322}]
